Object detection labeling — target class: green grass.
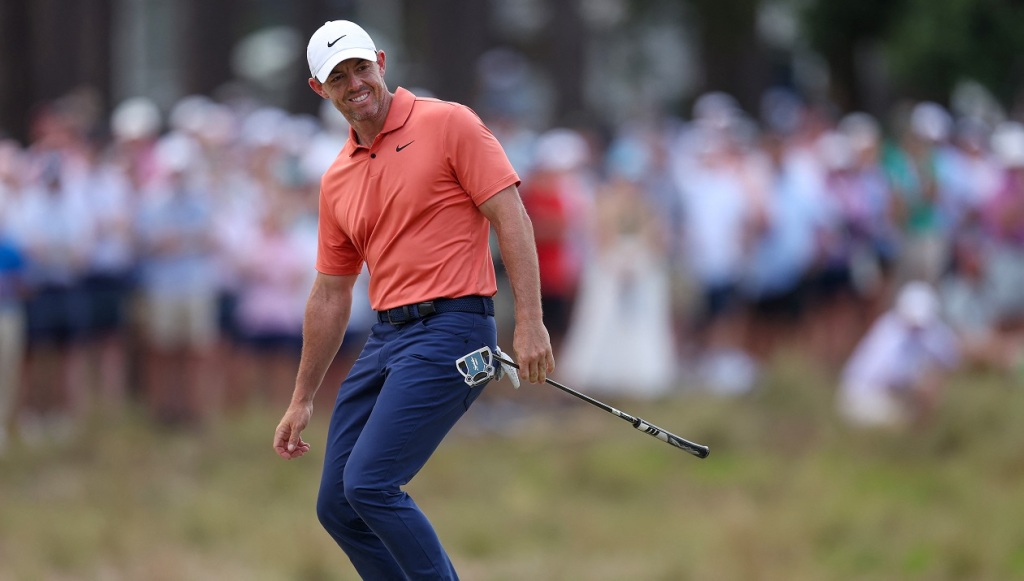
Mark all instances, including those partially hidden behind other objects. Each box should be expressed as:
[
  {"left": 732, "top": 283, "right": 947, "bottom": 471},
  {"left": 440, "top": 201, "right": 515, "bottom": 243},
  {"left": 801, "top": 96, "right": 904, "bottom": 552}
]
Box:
[{"left": 2, "top": 353, "right": 1023, "bottom": 580}]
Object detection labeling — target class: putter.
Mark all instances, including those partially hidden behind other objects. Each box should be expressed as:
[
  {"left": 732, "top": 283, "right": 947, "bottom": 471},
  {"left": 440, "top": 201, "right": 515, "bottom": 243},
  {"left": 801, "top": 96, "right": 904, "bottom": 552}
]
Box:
[{"left": 493, "top": 354, "right": 710, "bottom": 459}]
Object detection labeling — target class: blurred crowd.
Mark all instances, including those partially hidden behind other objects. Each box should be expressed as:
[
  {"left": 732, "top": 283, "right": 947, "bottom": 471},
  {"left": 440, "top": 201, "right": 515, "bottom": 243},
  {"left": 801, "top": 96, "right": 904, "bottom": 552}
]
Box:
[
  {"left": 0, "top": 90, "right": 372, "bottom": 450},
  {"left": 3, "top": 83, "right": 1024, "bottom": 451},
  {"left": 505, "top": 87, "right": 1024, "bottom": 428}
]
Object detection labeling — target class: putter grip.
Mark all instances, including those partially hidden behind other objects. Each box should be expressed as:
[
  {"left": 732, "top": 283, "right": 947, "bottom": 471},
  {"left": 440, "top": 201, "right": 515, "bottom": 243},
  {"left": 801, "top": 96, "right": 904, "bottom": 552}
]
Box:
[{"left": 632, "top": 418, "right": 710, "bottom": 458}]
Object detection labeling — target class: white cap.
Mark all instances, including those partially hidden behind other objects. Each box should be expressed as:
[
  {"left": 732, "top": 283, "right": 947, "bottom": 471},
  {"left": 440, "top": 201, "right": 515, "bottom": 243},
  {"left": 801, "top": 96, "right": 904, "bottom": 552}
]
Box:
[
  {"left": 817, "top": 131, "right": 854, "bottom": 171},
  {"left": 111, "top": 97, "right": 161, "bottom": 141},
  {"left": 839, "top": 112, "right": 880, "bottom": 152},
  {"left": 992, "top": 121, "right": 1024, "bottom": 168},
  {"left": 154, "top": 132, "right": 198, "bottom": 173},
  {"left": 306, "top": 20, "right": 377, "bottom": 83},
  {"left": 910, "top": 101, "right": 952, "bottom": 143},
  {"left": 895, "top": 281, "right": 939, "bottom": 326},
  {"left": 534, "top": 128, "right": 589, "bottom": 172}
]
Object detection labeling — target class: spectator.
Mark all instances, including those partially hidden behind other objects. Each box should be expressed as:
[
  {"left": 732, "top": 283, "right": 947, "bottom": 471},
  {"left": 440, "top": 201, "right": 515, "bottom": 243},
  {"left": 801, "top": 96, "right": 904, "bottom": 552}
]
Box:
[
  {"left": 884, "top": 102, "right": 956, "bottom": 286},
  {"left": 135, "top": 135, "right": 219, "bottom": 426},
  {"left": 745, "top": 130, "right": 822, "bottom": 358},
  {"left": 939, "top": 231, "right": 1023, "bottom": 373},
  {"left": 983, "top": 122, "right": 1024, "bottom": 325},
  {"left": 837, "top": 281, "right": 960, "bottom": 429},
  {"left": 947, "top": 116, "right": 1001, "bottom": 218},
  {"left": 9, "top": 152, "right": 93, "bottom": 440},
  {"left": 232, "top": 204, "right": 308, "bottom": 409},
  {"left": 672, "top": 115, "right": 763, "bottom": 394},
  {"left": 559, "top": 165, "right": 677, "bottom": 398},
  {"left": 108, "top": 97, "right": 163, "bottom": 192},
  {"left": 807, "top": 130, "right": 880, "bottom": 366},
  {"left": 838, "top": 111, "right": 900, "bottom": 300},
  {"left": 0, "top": 232, "right": 24, "bottom": 455},
  {"left": 518, "top": 128, "right": 592, "bottom": 350},
  {"left": 0, "top": 141, "right": 27, "bottom": 453},
  {"left": 79, "top": 138, "right": 138, "bottom": 414}
]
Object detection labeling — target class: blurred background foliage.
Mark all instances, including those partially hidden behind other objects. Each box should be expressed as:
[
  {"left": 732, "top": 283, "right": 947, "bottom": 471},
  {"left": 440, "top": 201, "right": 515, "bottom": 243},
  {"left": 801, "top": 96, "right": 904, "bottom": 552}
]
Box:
[
  {"left": 3, "top": 0, "right": 1024, "bottom": 143},
  {"left": 803, "top": 0, "right": 1024, "bottom": 110}
]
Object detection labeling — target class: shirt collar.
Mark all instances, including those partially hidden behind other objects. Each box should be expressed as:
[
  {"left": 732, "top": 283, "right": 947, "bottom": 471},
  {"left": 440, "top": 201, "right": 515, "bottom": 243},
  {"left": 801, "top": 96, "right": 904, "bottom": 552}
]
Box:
[{"left": 342, "top": 87, "right": 416, "bottom": 157}]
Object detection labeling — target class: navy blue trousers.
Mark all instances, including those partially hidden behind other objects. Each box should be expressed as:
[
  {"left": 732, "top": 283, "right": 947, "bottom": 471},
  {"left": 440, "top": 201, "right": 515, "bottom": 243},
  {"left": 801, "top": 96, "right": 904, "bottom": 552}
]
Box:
[{"left": 317, "top": 311, "right": 496, "bottom": 580}]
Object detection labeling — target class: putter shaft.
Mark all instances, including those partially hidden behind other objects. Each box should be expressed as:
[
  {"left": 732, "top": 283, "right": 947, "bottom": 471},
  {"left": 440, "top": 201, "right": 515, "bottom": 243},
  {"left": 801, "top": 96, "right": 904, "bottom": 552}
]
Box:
[{"left": 494, "top": 355, "right": 710, "bottom": 459}]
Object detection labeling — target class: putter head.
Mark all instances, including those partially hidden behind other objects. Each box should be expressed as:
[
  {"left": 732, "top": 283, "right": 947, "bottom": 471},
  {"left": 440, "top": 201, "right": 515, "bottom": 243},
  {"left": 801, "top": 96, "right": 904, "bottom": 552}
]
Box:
[{"left": 456, "top": 346, "right": 495, "bottom": 387}]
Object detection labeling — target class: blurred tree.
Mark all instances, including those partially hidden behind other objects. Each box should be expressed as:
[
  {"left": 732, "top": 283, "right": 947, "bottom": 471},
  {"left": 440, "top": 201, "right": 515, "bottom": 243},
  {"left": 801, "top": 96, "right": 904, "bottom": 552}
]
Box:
[
  {"left": 402, "top": 0, "right": 491, "bottom": 104},
  {"left": 291, "top": 0, "right": 340, "bottom": 114},
  {"left": 0, "top": 0, "right": 32, "bottom": 141},
  {"left": 546, "top": 0, "right": 587, "bottom": 124},
  {"left": 5, "top": 0, "right": 1024, "bottom": 145},
  {"left": 884, "top": 0, "right": 1024, "bottom": 106},
  {"left": 801, "top": 0, "right": 904, "bottom": 112},
  {"left": 686, "top": 0, "right": 770, "bottom": 113},
  {"left": 182, "top": 0, "right": 237, "bottom": 98},
  {"left": 803, "top": 0, "right": 1024, "bottom": 112},
  {"left": 0, "top": 0, "right": 112, "bottom": 142}
]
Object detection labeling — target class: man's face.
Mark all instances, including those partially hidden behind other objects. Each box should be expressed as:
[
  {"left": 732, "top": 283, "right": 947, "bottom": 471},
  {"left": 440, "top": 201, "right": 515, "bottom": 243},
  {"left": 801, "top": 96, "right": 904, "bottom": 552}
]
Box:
[{"left": 312, "top": 52, "right": 388, "bottom": 125}]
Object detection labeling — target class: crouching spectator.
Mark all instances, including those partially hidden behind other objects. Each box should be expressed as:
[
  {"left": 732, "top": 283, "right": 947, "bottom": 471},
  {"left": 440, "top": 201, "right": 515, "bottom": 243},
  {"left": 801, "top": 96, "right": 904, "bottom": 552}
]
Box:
[{"left": 837, "top": 281, "right": 960, "bottom": 428}]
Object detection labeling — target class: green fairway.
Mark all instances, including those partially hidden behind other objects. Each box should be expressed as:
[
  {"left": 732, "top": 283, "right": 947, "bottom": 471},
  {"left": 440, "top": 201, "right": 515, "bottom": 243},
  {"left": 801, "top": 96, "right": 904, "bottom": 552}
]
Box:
[{"left": 2, "top": 352, "right": 1023, "bottom": 580}]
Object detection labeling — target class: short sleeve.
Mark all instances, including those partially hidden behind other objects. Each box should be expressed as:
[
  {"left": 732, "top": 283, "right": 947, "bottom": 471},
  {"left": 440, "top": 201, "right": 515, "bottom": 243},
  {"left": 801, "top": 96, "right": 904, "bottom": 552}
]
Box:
[
  {"left": 443, "top": 105, "right": 520, "bottom": 206},
  {"left": 314, "top": 188, "right": 363, "bottom": 276}
]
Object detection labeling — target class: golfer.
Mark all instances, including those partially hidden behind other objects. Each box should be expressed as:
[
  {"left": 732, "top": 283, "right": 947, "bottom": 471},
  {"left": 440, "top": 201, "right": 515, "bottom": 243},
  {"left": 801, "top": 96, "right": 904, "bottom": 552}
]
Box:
[{"left": 273, "top": 20, "right": 554, "bottom": 580}]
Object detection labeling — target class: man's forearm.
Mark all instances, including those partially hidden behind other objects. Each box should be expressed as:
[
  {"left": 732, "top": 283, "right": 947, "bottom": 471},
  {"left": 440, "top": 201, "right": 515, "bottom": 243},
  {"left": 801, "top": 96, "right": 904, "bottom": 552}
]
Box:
[
  {"left": 292, "top": 284, "right": 352, "bottom": 405},
  {"left": 480, "top": 185, "right": 554, "bottom": 381},
  {"left": 494, "top": 203, "right": 544, "bottom": 324}
]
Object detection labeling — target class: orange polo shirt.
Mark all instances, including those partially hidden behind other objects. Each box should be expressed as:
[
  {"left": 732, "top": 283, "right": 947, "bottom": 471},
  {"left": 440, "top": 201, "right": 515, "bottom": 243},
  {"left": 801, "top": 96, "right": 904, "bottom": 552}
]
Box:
[{"left": 316, "top": 87, "right": 520, "bottom": 310}]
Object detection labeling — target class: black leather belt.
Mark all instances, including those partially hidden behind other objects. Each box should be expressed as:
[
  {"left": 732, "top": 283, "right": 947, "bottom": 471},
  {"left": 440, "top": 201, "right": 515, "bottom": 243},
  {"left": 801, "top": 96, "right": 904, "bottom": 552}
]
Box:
[{"left": 376, "top": 296, "right": 494, "bottom": 325}]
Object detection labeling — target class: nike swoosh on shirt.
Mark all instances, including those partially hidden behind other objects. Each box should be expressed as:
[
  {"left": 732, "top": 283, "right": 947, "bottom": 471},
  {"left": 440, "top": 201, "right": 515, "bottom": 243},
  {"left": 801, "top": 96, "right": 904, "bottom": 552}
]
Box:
[
  {"left": 396, "top": 141, "right": 414, "bottom": 152},
  {"left": 327, "top": 35, "right": 347, "bottom": 47}
]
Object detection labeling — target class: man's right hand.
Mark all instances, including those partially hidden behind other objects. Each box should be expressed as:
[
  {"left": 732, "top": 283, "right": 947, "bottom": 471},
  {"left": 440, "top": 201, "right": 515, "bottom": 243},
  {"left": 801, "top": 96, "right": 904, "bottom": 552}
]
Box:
[{"left": 273, "top": 402, "right": 313, "bottom": 460}]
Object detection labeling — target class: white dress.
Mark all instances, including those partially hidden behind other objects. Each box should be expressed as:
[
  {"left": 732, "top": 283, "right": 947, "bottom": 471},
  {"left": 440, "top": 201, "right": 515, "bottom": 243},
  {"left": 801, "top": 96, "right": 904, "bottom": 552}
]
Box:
[{"left": 559, "top": 186, "right": 677, "bottom": 398}]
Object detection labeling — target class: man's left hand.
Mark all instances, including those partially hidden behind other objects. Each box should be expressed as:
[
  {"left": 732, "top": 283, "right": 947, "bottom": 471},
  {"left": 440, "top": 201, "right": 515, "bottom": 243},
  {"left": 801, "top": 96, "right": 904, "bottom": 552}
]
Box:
[{"left": 513, "top": 320, "right": 555, "bottom": 385}]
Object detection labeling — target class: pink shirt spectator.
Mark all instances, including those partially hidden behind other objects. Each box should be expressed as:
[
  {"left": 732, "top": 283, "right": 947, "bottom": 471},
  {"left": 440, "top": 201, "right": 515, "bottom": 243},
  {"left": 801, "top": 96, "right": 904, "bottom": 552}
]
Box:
[{"left": 235, "top": 216, "right": 308, "bottom": 336}]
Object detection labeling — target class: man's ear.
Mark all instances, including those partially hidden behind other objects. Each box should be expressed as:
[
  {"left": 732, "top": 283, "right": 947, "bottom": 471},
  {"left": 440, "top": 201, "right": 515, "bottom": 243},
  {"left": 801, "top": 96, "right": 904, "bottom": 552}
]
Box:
[
  {"left": 308, "top": 77, "right": 328, "bottom": 99},
  {"left": 377, "top": 51, "right": 387, "bottom": 76}
]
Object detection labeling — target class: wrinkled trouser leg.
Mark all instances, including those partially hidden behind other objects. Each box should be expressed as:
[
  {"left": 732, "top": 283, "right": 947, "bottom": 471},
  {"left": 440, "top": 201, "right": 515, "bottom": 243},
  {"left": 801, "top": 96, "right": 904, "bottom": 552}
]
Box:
[{"left": 317, "top": 313, "right": 495, "bottom": 580}]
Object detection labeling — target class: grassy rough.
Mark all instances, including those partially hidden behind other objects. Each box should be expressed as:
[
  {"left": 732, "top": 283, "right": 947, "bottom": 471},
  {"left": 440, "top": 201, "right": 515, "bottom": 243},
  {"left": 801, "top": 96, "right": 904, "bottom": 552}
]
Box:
[{"left": 2, "top": 353, "right": 1022, "bottom": 580}]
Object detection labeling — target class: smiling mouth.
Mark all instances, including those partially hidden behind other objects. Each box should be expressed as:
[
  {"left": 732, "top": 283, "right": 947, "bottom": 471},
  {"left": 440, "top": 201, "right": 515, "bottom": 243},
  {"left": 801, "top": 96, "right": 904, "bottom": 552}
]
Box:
[{"left": 349, "top": 92, "right": 370, "bottom": 104}]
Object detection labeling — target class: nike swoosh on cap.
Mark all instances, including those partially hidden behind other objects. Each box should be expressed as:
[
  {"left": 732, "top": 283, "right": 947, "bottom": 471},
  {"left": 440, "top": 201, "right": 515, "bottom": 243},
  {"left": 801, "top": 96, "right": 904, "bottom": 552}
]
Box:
[{"left": 327, "top": 35, "right": 347, "bottom": 47}]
